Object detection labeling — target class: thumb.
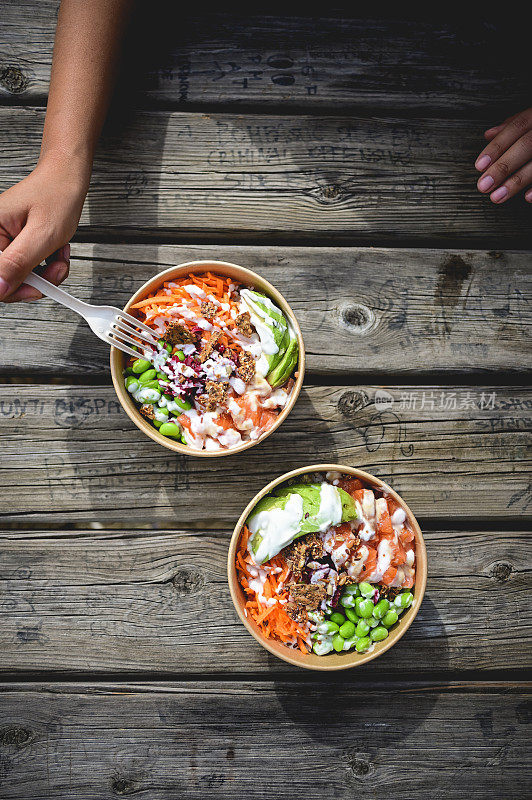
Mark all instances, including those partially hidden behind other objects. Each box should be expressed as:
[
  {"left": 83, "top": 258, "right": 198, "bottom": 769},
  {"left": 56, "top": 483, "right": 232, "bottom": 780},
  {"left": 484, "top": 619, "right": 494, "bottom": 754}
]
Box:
[{"left": 0, "top": 221, "right": 53, "bottom": 301}]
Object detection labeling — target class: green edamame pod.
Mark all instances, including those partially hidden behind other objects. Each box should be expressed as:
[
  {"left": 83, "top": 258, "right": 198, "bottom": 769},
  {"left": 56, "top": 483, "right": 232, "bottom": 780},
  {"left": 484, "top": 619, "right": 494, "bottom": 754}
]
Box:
[
  {"left": 339, "top": 620, "right": 356, "bottom": 639},
  {"left": 132, "top": 359, "right": 151, "bottom": 374},
  {"left": 345, "top": 608, "right": 359, "bottom": 623},
  {"left": 382, "top": 609, "right": 399, "bottom": 628},
  {"left": 355, "top": 636, "right": 371, "bottom": 653},
  {"left": 370, "top": 626, "right": 389, "bottom": 642},
  {"left": 159, "top": 422, "right": 182, "bottom": 438},
  {"left": 373, "top": 598, "right": 390, "bottom": 619},
  {"left": 139, "top": 369, "right": 157, "bottom": 385}
]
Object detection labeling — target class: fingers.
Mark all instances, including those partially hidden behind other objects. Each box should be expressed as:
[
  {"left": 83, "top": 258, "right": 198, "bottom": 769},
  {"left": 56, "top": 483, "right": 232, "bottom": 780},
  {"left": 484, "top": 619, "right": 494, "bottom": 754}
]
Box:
[
  {"left": 477, "top": 131, "right": 532, "bottom": 196},
  {"left": 487, "top": 161, "right": 532, "bottom": 204},
  {"left": 475, "top": 108, "right": 532, "bottom": 172},
  {"left": 483, "top": 113, "right": 521, "bottom": 142},
  {"left": 0, "top": 219, "right": 55, "bottom": 301},
  {"left": 4, "top": 243, "right": 71, "bottom": 303}
]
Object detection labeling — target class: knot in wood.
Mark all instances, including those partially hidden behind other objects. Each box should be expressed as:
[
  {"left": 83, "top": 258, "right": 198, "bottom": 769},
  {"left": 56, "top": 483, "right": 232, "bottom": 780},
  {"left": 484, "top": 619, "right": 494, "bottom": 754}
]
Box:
[
  {"left": 271, "top": 73, "right": 295, "bottom": 86},
  {"left": 341, "top": 303, "right": 375, "bottom": 334},
  {"left": 267, "top": 55, "right": 294, "bottom": 69},
  {"left": 0, "top": 66, "right": 28, "bottom": 94},
  {"left": 346, "top": 754, "right": 374, "bottom": 779},
  {"left": 489, "top": 561, "right": 513, "bottom": 582},
  {"left": 111, "top": 777, "right": 138, "bottom": 796},
  {"left": 172, "top": 568, "right": 205, "bottom": 596},
  {"left": 338, "top": 390, "right": 369, "bottom": 420},
  {"left": 0, "top": 727, "right": 33, "bottom": 749}
]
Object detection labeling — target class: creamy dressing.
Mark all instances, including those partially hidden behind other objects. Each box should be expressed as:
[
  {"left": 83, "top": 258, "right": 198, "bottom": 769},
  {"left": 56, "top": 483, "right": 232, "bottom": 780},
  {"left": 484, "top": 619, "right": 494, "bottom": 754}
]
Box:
[
  {"left": 355, "top": 489, "right": 377, "bottom": 541},
  {"left": 247, "top": 492, "right": 304, "bottom": 563},
  {"left": 316, "top": 482, "right": 343, "bottom": 530}
]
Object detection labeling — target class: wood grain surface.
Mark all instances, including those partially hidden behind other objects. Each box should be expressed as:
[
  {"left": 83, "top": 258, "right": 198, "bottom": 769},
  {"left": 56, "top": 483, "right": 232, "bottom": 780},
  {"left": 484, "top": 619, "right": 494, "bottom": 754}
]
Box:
[
  {"left": 0, "top": 682, "right": 530, "bottom": 799},
  {"left": 1, "top": 107, "right": 531, "bottom": 243},
  {"left": 0, "top": 244, "right": 529, "bottom": 378},
  {"left": 1, "top": 2, "right": 529, "bottom": 113},
  {"left": 0, "top": 529, "right": 529, "bottom": 675},
  {"left": 1, "top": 384, "right": 530, "bottom": 524}
]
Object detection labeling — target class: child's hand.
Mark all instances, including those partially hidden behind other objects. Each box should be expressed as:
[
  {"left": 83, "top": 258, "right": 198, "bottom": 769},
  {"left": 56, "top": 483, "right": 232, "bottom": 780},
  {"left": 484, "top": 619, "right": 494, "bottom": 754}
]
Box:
[
  {"left": 475, "top": 108, "right": 532, "bottom": 204},
  {"left": 0, "top": 157, "right": 88, "bottom": 302}
]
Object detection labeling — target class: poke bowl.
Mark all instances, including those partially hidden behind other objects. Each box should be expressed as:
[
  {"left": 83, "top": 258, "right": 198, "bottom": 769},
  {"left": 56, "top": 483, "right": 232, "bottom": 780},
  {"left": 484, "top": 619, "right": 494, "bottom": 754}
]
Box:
[
  {"left": 228, "top": 464, "right": 427, "bottom": 670},
  {"left": 110, "top": 260, "right": 305, "bottom": 456}
]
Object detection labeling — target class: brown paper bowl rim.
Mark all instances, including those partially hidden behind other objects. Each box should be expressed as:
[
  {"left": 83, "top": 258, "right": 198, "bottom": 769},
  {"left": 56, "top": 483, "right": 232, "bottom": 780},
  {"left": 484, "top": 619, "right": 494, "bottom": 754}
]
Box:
[
  {"left": 227, "top": 464, "right": 427, "bottom": 671},
  {"left": 110, "top": 260, "right": 305, "bottom": 457}
]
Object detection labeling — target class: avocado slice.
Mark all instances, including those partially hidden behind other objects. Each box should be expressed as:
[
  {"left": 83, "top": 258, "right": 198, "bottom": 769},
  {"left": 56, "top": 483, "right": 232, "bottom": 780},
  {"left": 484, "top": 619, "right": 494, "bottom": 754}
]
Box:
[{"left": 266, "top": 337, "right": 298, "bottom": 387}]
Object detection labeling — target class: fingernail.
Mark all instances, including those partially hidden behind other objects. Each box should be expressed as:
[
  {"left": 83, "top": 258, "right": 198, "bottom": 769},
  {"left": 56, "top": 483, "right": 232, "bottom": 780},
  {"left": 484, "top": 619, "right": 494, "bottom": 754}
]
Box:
[
  {"left": 0, "top": 277, "right": 10, "bottom": 300},
  {"left": 525, "top": 191, "right": 532, "bottom": 203},
  {"left": 475, "top": 154, "right": 491, "bottom": 170},
  {"left": 61, "top": 243, "right": 71, "bottom": 261},
  {"left": 478, "top": 175, "right": 494, "bottom": 192},
  {"left": 491, "top": 186, "right": 508, "bottom": 203},
  {"left": 55, "top": 263, "right": 68, "bottom": 283},
  {"left": 484, "top": 127, "right": 498, "bottom": 135}
]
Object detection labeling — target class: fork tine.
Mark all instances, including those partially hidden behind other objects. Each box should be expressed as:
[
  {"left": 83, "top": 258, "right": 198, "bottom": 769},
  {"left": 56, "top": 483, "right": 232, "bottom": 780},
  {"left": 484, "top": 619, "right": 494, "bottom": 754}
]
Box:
[
  {"left": 117, "top": 310, "right": 159, "bottom": 341},
  {"left": 104, "top": 334, "right": 145, "bottom": 360},
  {"left": 113, "top": 320, "right": 157, "bottom": 348},
  {"left": 109, "top": 325, "right": 152, "bottom": 351}
]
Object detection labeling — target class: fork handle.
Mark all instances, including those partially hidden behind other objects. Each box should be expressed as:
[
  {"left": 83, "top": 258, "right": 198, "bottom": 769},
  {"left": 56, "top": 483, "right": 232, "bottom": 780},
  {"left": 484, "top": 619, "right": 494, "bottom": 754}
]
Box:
[{"left": 24, "top": 272, "right": 92, "bottom": 318}]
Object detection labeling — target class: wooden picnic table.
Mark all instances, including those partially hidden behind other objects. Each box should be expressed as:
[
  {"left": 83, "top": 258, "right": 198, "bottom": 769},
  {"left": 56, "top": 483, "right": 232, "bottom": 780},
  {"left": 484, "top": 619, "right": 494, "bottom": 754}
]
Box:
[{"left": 1, "top": 5, "right": 531, "bottom": 798}]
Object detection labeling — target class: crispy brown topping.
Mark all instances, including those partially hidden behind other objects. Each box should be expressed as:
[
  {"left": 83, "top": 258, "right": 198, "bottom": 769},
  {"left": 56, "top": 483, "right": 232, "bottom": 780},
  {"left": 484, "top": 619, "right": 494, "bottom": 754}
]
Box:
[
  {"left": 200, "top": 301, "right": 217, "bottom": 320},
  {"left": 165, "top": 321, "right": 196, "bottom": 345},
  {"left": 197, "top": 380, "right": 229, "bottom": 411},
  {"left": 139, "top": 404, "right": 156, "bottom": 420},
  {"left": 235, "top": 311, "right": 254, "bottom": 337},
  {"left": 236, "top": 351, "right": 255, "bottom": 383},
  {"left": 285, "top": 602, "right": 307, "bottom": 624},
  {"left": 282, "top": 533, "right": 324, "bottom": 582},
  {"left": 288, "top": 583, "right": 327, "bottom": 612},
  {"left": 199, "top": 330, "right": 222, "bottom": 362}
]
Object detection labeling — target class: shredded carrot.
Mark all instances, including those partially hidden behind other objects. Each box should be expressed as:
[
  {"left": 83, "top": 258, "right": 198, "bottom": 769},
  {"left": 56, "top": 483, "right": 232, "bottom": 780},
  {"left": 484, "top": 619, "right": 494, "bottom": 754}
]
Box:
[{"left": 236, "top": 526, "right": 310, "bottom": 653}]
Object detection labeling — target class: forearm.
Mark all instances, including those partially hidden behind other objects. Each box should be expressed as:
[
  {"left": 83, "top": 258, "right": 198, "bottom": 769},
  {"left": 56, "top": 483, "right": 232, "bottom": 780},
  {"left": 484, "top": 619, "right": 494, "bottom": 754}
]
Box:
[{"left": 40, "top": 0, "right": 133, "bottom": 181}]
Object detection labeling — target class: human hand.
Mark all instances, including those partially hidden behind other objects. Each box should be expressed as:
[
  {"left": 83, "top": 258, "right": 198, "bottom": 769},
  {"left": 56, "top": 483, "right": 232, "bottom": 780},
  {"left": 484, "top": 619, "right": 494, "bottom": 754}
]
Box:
[
  {"left": 0, "top": 156, "right": 88, "bottom": 302},
  {"left": 475, "top": 108, "right": 532, "bottom": 204}
]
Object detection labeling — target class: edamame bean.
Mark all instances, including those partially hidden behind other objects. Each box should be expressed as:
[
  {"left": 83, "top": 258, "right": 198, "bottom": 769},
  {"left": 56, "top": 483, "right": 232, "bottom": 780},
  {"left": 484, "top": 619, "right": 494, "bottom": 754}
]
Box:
[
  {"left": 124, "top": 367, "right": 134, "bottom": 376},
  {"left": 154, "top": 408, "right": 169, "bottom": 423},
  {"left": 355, "top": 620, "right": 370, "bottom": 638},
  {"left": 125, "top": 376, "right": 139, "bottom": 392},
  {"left": 367, "top": 616, "right": 379, "bottom": 628},
  {"left": 176, "top": 350, "right": 185, "bottom": 361},
  {"left": 173, "top": 397, "right": 193, "bottom": 411},
  {"left": 340, "top": 594, "right": 356, "bottom": 608},
  {"left": 355, "top": 636, "right": 371, "bottom": 653},
  {"left": 159, "top": 422, "right": 182, "bottom": 438},
  {"left": 180, "top": 434, "right": 188, "bottom": 445},
  {"left": 343, "top": 637, "right": 357, "bottom": 651},
  {"left": 395, "top": 592, "right": 414, "bottom": 609},
  {"left": 342, "top": 584, "right": 360, "bottom": 597},
  {"left": 345, "top": 608, "right": 359, "bottom": 623},
  {"left": 132, "top": 359, "right": 151, "bottom": 374},
  {"left": 373, "top": 598, "right": 390, "bottom": 619},
  {"left": 157, "top": 338, "right": 165, "bottom": 347},
  {"left": 156, "top": 371, "right": 167, "bottom": 380},
  {"left": 317, "top": 621, "right": 340, "bottom": 635},
  {"left": 382, "top": 609, "right": 398, "bottom": 628},
  {"left": 329, "top": 612, "right": 346, "bottom": 626},
  {"left": 313, "top": 637, "right": 334, "bottom": 656},
  {"left": 355, "top": 597, "right": 374, "bottom": 618},
  {"left": 142, "top": 380, "right": 161, "bottom": 391},
  {"left": 332, "top": 634, "right": 345, "bottom": 653},
  {"left": 136, "top": 388, "right": 161, "bottom": 403},
  {"left": 339, "top": 620, "right": 356, "bottom": 639},
  {"left": 139, "top": 369, "right": 157, "bottom": 384},
  {"left": 359, "top": 582, "right": 374, "bottom": 598},
  {"left": 153, "top": 420, "right": 162, "bottom": 429},
  {"left": 370, "top": 626, "right": 389, "bottom": 642}
]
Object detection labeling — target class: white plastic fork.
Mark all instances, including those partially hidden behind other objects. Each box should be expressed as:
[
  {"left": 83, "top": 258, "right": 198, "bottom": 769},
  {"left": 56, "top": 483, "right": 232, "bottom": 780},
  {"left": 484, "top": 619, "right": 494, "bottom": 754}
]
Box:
[{"left": 24, "top": 271, "right": 159, "bottom": 359}]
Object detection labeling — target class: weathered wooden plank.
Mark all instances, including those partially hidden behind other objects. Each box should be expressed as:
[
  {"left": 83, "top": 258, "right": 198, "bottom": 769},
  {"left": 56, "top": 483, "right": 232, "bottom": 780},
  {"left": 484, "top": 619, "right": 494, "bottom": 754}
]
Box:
[
  {"left": 0, "top": 529, "right": 529, "bottom": 674},
  {"left": 1, "top": 244, "right": 530, "bottom": 378},
  {"left": 0, "top": 385, "right": 530, "bottom": 523},
  {"left": 1, "top": 107, "right": 531, "bottom": 243},
  {"left": 1, "top": 2, "right": 530, "bottom": 112},
  {"left": 0, "top": 682, "right": 529, "bottom": 799}
]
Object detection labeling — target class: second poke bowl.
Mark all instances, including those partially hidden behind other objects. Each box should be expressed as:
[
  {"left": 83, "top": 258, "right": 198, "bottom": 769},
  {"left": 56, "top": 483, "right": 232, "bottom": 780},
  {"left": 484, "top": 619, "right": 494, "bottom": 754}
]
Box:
[
  {"left": 228, "top": 465, "right": 427, "bottom": 670},
  {"left": 110, "top": 260, "right": 305, "bottom": 456}
]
